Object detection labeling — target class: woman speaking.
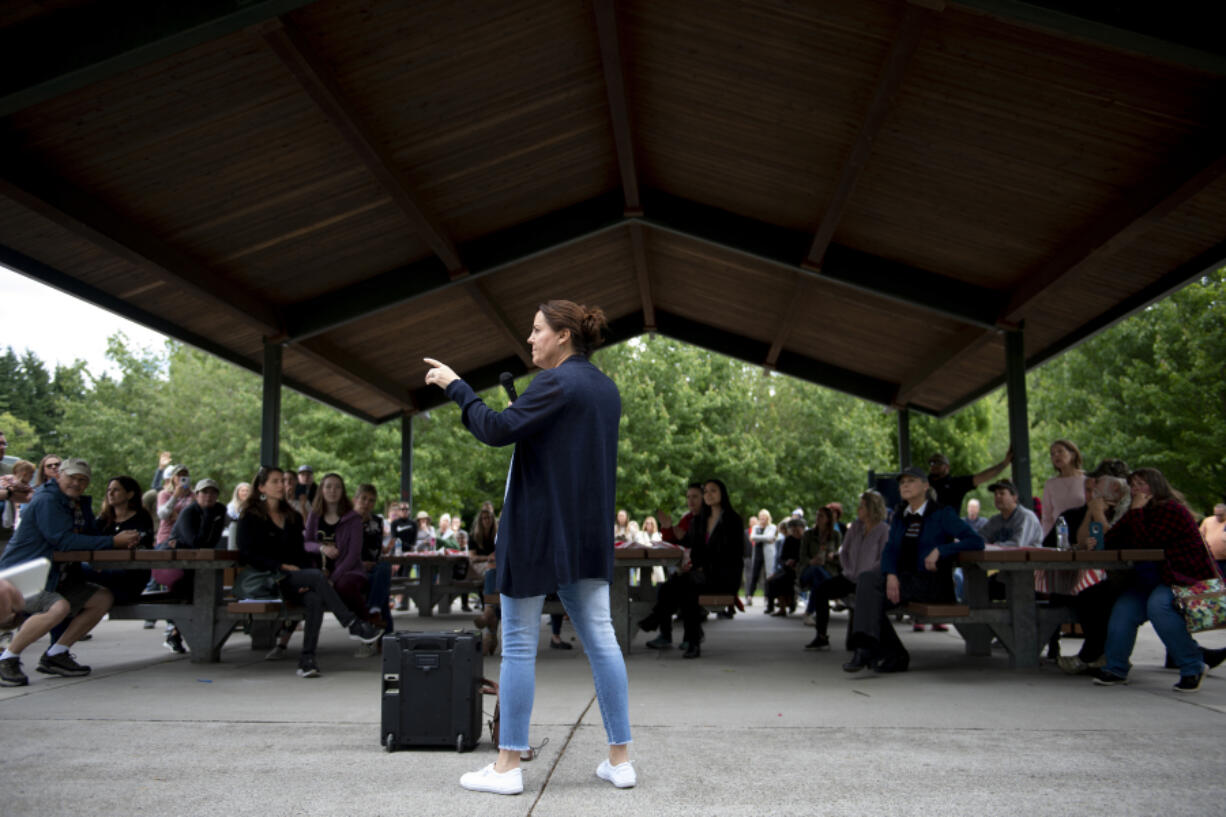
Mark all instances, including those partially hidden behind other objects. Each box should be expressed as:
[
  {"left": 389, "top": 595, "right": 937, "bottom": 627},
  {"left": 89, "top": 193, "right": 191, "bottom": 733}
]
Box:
[{"left": 424, "top": 299, "right": 634, "bottom": 796}]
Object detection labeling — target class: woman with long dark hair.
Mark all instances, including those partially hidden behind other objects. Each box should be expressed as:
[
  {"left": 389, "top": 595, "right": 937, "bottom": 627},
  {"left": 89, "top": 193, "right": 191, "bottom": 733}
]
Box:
[
  {"left": 1091, "top": 468, "right": 1224, "bottom": 692},
  {"left": 87, "top": 476, "right": 156, "bottom": 604},
  {"left": 234, "top": 466, "right": 379, "bottom": 678},
  {"left": 638, "top": 478, "right": 745, "bottom": 657},
  {"left": 425, "top": 299, "right": 633, "bottom": 794}
]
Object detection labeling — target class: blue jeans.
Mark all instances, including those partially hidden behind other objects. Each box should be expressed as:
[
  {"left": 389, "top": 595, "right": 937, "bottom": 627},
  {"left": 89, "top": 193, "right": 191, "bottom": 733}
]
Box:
[
  {"left": 365, "top": 561, "right": 393, "bottom": 634},
  {"left": 800, "top": 565, "right": 832, "bottom": 614},
  {"left": 498, "top": 579, "right": 632, "bottom": 751},
  {"left": 1104, "top": 583, "right": 1205, "bottom": 678}
]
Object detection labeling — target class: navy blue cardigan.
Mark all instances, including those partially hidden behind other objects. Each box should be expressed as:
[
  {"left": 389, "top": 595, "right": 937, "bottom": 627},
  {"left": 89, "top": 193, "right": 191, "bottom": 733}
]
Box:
[
  {"left": 880, "top": 502, "right": 985, "bottom": 576},
  {"left": 445, "top": 355, "right": 621, "bottom": 597}
]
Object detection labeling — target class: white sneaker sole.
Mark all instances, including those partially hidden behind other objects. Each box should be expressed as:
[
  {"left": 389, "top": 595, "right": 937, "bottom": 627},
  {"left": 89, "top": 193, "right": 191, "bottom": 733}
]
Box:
[
  {"left": 460, "top": 765, "right": 523, "bottom": 795},
  {"left": 597, "top": 762, "right": 636, "bottom": 788}
]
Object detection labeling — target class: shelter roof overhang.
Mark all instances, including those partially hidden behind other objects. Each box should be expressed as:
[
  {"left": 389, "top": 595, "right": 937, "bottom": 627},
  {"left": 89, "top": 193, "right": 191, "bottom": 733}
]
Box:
[{"left": 2, "top": 0, "right": 1225, "bottom": 423}]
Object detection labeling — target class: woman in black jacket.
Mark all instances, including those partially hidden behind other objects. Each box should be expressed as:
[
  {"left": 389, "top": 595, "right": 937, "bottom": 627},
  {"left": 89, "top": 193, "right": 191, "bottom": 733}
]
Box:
[
  {"left": 235, "top": 466, "right": 379, "bottom": 678},
  {"left": 638, "top": 479, "right": 744, "bottom": 658}
]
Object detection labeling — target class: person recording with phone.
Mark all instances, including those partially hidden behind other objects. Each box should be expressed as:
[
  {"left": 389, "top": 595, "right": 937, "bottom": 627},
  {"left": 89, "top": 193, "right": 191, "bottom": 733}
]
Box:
[{"left": 425, "top": 299, "right": 635, "bottom": 795}]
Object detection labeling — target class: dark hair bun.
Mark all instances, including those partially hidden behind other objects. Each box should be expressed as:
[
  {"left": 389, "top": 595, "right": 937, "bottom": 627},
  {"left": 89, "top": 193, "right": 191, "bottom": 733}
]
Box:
[{"left": 580, "top": 306, "right": 608, "bottom": 349}]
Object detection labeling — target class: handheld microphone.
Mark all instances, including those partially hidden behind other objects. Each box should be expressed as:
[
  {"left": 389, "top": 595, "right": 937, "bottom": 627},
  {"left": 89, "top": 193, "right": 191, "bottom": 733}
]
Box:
[{"left": 499, "top": 372, "right": 518, "bottom": 403}]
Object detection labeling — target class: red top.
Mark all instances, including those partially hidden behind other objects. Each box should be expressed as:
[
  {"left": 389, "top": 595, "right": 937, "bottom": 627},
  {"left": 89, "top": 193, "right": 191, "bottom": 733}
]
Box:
[{"left": 661, "top": 511, "right": 694, "bottom": 545}]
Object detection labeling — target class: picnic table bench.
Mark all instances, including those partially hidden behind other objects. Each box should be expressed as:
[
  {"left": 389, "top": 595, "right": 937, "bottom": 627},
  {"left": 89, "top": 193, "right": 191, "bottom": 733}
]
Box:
[{"left": 942, "top": 547, "right": 1165, "bottom": 669}]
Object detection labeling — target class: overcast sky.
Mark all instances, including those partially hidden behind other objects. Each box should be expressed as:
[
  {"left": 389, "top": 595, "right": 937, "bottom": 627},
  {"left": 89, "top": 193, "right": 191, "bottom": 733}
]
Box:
[{"left": 1, "top": 263, "right": 168, "bottom": 377}]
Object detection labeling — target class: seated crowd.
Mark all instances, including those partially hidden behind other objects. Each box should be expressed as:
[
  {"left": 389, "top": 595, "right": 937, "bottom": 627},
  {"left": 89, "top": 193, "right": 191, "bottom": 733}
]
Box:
[
  {"left": 0, "top": 440, "right": 509, "bottom": 685},
  {"left": 620, "top": 440, "right": 1224, "bottom": 691},
  {"left": 1, "top": 431, "right": 1223, "bottom": 691}
]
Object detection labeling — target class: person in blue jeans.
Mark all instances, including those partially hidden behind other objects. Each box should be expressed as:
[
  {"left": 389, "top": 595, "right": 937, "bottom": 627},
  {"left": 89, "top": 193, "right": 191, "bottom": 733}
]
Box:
[
  {"left": 426, "top": 300, "right": 635, "bottom": 795},
  {"left": 1092, "top": 468, "right": 1223, "bottom": 693}
]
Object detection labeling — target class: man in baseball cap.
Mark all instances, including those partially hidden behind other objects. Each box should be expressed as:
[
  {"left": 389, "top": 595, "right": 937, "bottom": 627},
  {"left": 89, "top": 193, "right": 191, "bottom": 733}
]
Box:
[
  {"left": 0, "top": 457, "right": 140, "bottom": 677},
  {"left": 843, "top": 465, "right": 984, "bottom": 674}
]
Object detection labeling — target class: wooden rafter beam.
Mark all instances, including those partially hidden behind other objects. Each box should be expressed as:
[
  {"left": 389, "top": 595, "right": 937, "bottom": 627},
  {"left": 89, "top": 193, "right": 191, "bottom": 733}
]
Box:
[
  {"left": 1000, "top": 151, "right": 1226, "bottom": 323},
  {"left": 0, "top": 163, "right": 421, "bottom": 415},
  {"left": 0, "top": 167, "right": 280, "bottom": 335},
  {"left": 766, "top": 3, "right": 934, "bottom": 368},
  {"left": 628, "top": 223, "right": 655, "bottom": 330},
  {"left": 593, "top": 0, "right": 655, "bottom": 333},
  {"left": 0, "top": 242, "right": 381, "bottom": 424},
  {"left": 592, "top": 0, "right": 640, "bottom": 212},
  {"left": 888, "top": 147, "right": 1226, "bottom": 402},
  {"left": 260, "top": 17, "right": 463, "bottom": 272},
  {"left": 462, "top": 280, "right": 534, "bottom": 367},
  {"left": 893, "top": 325, "right": 997, "bottom": 406},
  {"left": 293, "top": 338, "right": 416, "bottom": 412}
]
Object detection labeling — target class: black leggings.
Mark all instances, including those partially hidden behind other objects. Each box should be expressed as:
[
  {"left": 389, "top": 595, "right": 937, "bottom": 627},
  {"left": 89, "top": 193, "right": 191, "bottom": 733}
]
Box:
[
  {"left": 809, "top": 574, "right": 856, "bottom": 637},
  {"left": 281, "top": 569, "right": 355, "bottom": 661}
]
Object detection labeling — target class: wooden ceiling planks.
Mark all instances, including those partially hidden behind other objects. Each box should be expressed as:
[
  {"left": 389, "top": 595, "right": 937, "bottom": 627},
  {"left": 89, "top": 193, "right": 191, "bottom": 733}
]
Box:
[
  {"left": 624, "top": 0, "right": 899, "bottom": 233},
  {"left": 2, "top": 0, "right": 1224, "bottom": 421},
  {"left": 834, "top": 5, "right": 1223, "bottom": 289},
  {"left": 290, "top": 0, "right": 618, "bottom": 243},
  {"left": 4, "top": 27, "right": 426, "bottom": 306}
]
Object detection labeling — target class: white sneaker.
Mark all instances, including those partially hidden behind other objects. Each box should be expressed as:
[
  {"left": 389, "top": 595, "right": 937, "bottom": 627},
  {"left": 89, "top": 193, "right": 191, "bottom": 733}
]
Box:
[
  {"left": 354, "top": 642, "right": 377, "bottom": 658},
  {"left": 596, "top": 759, "right": 636, "bottom": 788},
  {"left": 460, "top": 763, "right": 523, "bottom": 795}
]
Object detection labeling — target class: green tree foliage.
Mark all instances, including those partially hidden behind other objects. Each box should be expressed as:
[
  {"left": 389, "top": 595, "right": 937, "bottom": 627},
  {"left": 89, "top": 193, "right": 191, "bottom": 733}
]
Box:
[
  {"left": 2, "top": 270, "right": 1222, "bottom": 522},
  {"left": 1029, "top": 269, "right": 1226, "bottom": 511}
]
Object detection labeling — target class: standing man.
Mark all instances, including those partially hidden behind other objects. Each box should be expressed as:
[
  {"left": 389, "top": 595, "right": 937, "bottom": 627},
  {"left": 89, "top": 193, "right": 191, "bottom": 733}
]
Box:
[
  {"left": 0, "top": 458, "right": 139, "bottom": 676},
  {"left": 425, "top": 299, "right": 634, "bottom": 794},
  {"left": 927, "top": 448, "right": 1013, "bottom": 512},
  {"left": 293, "top": 465, "right": 317, "bottom": 518}
]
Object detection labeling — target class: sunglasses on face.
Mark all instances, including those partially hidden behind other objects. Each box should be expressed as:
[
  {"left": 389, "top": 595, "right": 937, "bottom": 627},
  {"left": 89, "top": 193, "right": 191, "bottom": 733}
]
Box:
[{"left": 46, "top": 461, "right": 61, "bottom": 469}]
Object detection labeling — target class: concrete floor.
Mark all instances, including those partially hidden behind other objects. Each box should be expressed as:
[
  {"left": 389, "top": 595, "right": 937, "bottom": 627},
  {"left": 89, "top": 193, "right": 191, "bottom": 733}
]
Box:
[{"left": 1, "top": 603, "right": 1223, "bottom": 817}]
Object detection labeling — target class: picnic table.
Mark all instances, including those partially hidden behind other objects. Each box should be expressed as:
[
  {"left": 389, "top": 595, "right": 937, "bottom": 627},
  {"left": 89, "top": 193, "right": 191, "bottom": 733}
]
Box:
[
  {"left": 935, "top": 547, "right": 1165, "bottom": 669},
  {"left": 385, "top": 552, "right": 474, "bottom": 617},
  {"left": 479, "top": 546, "right": 685, "bottom": 655},
  {"left": 52, "top": 548, "right": 243, "bottom": 663}
]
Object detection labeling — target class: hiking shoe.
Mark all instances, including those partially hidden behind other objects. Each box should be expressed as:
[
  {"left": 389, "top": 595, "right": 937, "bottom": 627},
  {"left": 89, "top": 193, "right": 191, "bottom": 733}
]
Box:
[
  {"left": 1173, "top": 672, "right": 1203, "bottom": 693},
  {"left": 296, "top": 661, "right": 321, "bottom": 678},
  {"left": 37, "top": 650, "right": 91, "bottom": 677},
  {"left": 1058, "top": 655, "right": 1105, "bottom": 675},
  {"left": 1091, "top": 669, "right": 1128, "bottom": 686},
  {"left": 265, "top": 644, "right": 287, "bottom": 661},
  {"left": 347, "top": 620, "right": 380, "bottom": 645},
  {"left": 0, "top": 656, "right": 28, "bottom": 686},
  {"left": 163, "top": 629, "right": 187, "bottom": 654},
  {"left": 460, "top": 763, "right": 523, "bottom": 795},
  {"left": 596, "top": 759, "right": 636, "bottom": 788}
]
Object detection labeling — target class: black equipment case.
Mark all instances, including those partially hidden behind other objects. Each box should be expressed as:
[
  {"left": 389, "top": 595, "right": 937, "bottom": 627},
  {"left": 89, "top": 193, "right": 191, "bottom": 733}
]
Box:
[{"left": 381, "top": 630, "right": 483, "bottom": 752}]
